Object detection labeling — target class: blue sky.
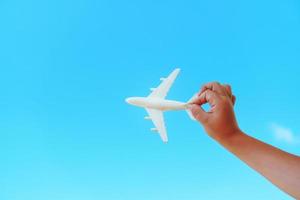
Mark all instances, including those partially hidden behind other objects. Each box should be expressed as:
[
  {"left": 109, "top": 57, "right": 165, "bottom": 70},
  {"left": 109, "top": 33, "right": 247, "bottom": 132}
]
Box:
[{"left": 0, "top": 0, "right": 300, "bottom": 199}]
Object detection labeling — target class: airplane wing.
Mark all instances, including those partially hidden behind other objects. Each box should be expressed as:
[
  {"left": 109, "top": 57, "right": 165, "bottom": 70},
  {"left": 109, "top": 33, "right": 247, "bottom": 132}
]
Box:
[
  {"left": 145, "top": 108, "right": 168, "bottom": 143},
  {"left": 148, "top": 68, "right": 180, "bottom": 99}
]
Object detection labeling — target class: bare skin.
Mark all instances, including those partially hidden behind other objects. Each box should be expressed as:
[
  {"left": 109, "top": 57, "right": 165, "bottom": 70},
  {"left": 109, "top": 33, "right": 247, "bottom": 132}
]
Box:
[{"left": 188, "top": 82, "right": 300, "bottom": 199}]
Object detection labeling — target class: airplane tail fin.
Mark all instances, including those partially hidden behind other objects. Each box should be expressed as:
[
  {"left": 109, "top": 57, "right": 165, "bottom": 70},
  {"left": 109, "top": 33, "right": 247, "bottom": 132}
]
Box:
[{"left": 186, "top": 93, "right": 198, "bottom": 121}]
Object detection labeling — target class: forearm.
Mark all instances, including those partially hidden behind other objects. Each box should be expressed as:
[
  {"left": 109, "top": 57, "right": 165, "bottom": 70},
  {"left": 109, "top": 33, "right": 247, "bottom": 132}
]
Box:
[{"left": 217, "top": 131, "right": 300, "bottom": 199}]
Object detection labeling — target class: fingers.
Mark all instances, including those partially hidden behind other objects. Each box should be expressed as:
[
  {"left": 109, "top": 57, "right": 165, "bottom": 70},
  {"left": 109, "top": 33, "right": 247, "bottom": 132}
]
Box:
[
  {"left": 232, "top": 95, "right": 236, "bottom": 105},
  {"left": 200, "top": 82, "right": 236, "bottom": 105},
  {"left": 223, "top": 84, "right": 237, "bottom": 105},
  {"left": 223, "top": 84, "right": 232, "bottom": 97},
  {"left": 191, "top": 89, "right": 220, "bottom": 107},
  {"left": 189, "top": 90, "right": 220, "bottom": 123},
  {"left": 189, "top": 104, "right": 208, "bottom": 123},
  {"left": 200, "top": 82, "right": 227, "bottom": 96}
]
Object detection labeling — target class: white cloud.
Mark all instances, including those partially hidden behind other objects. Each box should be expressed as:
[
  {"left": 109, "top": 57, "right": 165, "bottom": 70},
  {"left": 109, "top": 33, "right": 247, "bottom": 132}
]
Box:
[{"left": 270, "top": 123, "right": 299, "bottom": 145}]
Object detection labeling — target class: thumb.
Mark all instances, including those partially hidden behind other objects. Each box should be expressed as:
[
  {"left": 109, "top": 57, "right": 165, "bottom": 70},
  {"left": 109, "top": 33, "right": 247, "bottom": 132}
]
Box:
[{"left": 189, "top": 104, "right": 207, "bottom": 124}]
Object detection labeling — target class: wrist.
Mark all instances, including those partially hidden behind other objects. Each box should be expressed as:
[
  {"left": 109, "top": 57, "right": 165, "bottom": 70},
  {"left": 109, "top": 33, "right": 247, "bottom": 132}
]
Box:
[{"left": 215, "top": 129, "right": 244, "bottom": 146}]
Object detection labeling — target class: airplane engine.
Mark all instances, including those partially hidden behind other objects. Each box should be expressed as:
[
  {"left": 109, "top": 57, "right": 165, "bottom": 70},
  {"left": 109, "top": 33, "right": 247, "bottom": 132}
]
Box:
[
  {"left": 150, "top": 88, "right": 156, "bottom": 91},
  {"left": 160, "top": 77, "right": 166, "bottom": 81},
  {"left": 151, "top": 128, "right": 158, "bottom": 132},
  {"left": 144, "top": 116, "right": 151, "bottom": 120}
]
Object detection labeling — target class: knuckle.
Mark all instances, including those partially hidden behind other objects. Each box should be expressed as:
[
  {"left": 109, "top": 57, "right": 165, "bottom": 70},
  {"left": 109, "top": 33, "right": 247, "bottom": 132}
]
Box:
[
  {"left": 200, "top": 84, "right": 206, "bottom": 90},
  {"left": 220, "top": 95, "right": 231, "bottom": 104},
  {"left": 224, "top": 84, "right": 231, "bottom": 90},
  {"left": 212, "top": 81, "right": 221, "bottom": 86}
]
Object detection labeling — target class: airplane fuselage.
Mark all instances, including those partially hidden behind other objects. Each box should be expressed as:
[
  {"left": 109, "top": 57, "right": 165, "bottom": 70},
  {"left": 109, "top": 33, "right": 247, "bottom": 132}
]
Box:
[{"left": 126, "top": 97, "right": 187, "bottom": 111}]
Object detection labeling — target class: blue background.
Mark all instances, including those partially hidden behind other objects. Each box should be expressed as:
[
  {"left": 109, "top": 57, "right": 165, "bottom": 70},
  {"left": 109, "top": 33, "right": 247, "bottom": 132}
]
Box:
[{"left": 0, "top": 0, "right": 300, "bottom": 199}]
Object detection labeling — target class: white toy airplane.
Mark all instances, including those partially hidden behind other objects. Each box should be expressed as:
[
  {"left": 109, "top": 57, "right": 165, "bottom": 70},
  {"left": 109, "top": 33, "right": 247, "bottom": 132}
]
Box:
[{"left": 126, "top": 68, "right": 196, "bottom": 143}]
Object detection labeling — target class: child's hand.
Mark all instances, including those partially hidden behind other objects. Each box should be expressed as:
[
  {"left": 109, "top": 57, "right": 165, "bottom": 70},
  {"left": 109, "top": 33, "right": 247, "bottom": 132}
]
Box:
[{"left": 189, "top": 82, "right": 240, "bottom": 142}]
